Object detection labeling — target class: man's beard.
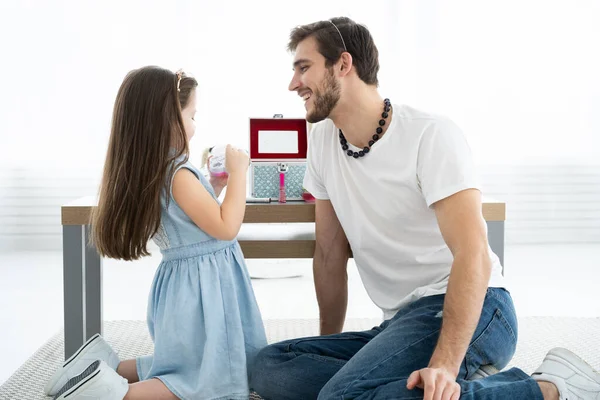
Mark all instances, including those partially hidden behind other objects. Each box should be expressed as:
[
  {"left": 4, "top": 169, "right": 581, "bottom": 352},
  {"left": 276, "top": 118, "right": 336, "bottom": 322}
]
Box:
[{"left": 306, "top": 69, "right": 341, "bottom": 124}]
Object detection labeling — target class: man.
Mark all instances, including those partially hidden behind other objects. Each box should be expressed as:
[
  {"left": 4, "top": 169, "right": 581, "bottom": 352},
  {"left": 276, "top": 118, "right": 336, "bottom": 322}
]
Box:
[{"left": 250, "top": 17, "right": 600, "bottom": 400}]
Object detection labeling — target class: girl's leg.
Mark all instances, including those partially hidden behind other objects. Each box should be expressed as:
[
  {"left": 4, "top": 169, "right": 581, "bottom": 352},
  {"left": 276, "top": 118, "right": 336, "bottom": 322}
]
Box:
[
  {"left": 117, "top": 359, "right": 140, "bottom": 383},
  {"left": 53, "top": 360, "right": 180, "bottom": 400},
  {"left": 124, "top": 379, "right": 179, "bottom": 400}
]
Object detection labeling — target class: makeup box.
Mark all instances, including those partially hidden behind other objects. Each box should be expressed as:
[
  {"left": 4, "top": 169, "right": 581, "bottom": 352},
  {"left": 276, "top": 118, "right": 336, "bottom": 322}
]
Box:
[{"left": 249, "top": 117, "right": 308, "bottom": 201}]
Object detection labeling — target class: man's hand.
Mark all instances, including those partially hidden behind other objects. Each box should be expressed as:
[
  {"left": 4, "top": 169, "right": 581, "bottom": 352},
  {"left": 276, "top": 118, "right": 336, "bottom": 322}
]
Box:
[{"left": 407, "top": 367, "right": 460, "bottom": 400}]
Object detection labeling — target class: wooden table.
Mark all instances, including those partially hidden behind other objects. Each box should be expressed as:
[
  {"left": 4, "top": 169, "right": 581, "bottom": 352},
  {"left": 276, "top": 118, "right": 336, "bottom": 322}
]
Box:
[{"left": 60, "top": 196, "right": 506, "bottom": 358}]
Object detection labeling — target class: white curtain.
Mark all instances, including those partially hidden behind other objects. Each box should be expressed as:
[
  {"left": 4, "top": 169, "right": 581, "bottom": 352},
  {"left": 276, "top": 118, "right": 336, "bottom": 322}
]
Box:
[{"left": 1, "top": 0, "right": 599, "bottom": 249}]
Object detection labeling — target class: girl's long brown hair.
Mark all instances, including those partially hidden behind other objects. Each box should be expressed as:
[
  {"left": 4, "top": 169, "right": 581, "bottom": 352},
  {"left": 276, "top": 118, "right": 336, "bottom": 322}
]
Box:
[{"left": 91, "top": 66, "right": 198, "bottom": 260}]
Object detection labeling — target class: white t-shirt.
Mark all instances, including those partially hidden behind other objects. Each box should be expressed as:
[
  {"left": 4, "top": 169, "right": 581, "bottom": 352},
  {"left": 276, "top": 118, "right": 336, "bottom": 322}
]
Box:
[{"left": 303, "top": 104, "right": 506, "bottom": 319}]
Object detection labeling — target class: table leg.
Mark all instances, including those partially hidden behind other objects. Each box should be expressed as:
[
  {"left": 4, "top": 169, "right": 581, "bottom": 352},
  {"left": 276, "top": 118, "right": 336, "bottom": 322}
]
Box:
[
  {"left": 486, "top": 221, "right": 505, "bottom": 275},
  {"left": 62, "top": 225, "right": 103, "bottom": 359}
]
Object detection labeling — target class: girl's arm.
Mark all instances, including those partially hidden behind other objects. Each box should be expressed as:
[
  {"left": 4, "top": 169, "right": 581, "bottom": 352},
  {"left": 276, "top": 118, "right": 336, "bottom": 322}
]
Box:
[{"left": 173, "top": 146, "right": 248, "bottom": 241}]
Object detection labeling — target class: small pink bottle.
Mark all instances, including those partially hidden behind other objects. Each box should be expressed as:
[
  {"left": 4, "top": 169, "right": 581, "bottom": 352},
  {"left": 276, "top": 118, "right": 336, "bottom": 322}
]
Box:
[{"left": 278, "top": 163, "right": 288, "bottom": 203}]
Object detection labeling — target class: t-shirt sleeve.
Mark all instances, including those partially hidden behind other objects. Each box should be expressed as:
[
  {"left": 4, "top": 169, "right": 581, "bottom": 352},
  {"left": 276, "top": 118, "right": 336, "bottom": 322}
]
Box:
[
  {"left": 302, "top": 127, "right": 329, "bottom": 200},
  {"left": 417, "top": 118, "right": 481, "bottom": 207}
]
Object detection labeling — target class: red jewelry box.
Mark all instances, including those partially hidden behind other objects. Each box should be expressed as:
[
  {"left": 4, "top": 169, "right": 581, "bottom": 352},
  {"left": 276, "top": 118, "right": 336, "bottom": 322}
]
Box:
[{"left": 249, "top": 117, "right": 309, "bottom": 201}]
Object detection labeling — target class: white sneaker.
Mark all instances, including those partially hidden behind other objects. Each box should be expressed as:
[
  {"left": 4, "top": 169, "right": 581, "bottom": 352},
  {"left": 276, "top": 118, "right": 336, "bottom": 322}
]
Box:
[
  {"left": 532, "top": 347, "right": 600, "bottom": 400},
  {"left": 469, "top": 364, "right": 500, "bottom": 380},
  {"left": 53, "top": 360, "right": 129, "bottom": 400},
  {"left": 45, "top": 334, "right": 121, "bottom": 396}
]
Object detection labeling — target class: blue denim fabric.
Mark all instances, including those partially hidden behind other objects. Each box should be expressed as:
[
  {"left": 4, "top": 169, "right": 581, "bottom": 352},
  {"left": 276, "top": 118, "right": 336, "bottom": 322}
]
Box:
[
  {"left": 135, "top": 156, "right": 267, "bottom": 399},
  {"left": 250, "top": 288, "right": 543, "bottom": 400}
]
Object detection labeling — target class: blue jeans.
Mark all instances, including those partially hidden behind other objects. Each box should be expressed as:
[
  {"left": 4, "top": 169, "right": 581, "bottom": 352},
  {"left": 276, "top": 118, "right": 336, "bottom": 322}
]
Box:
[{"left": 250, "top": 288, "right": 543, "bottom": 399}]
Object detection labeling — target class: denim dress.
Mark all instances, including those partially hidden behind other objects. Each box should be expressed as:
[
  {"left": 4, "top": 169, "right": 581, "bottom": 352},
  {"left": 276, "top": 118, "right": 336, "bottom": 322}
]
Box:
[{"left": 136, "top": 157, "right": 267, "bottom": 400}]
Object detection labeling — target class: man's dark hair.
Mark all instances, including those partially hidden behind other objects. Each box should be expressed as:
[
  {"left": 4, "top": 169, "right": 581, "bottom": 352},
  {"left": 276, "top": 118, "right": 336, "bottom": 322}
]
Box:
[{"left": 288, "top": 17, "right": 380, "bottom": 86}]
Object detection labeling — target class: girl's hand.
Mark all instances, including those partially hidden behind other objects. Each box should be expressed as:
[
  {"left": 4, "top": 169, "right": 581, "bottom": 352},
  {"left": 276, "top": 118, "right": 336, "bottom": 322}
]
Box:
[
  {"left": 205, "top": 156, "right": 229, "bottom": 197},
  {"left": 209, "top": 174, "right": 228, "bottom": 196},
  {"left": 225, "top": 145, "right": 249, "bottom": 175}
]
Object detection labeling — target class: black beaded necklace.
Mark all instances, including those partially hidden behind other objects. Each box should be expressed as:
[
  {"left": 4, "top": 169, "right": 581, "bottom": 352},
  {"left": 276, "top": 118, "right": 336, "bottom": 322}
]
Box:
[{"left": 339, "top": 98, "right": 391, "bottom": 158}]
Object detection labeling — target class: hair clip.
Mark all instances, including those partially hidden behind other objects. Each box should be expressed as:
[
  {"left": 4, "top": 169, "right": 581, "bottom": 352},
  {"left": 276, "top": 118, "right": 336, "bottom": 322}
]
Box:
[{"left": 175, "top": 69, "right": 183, "bottom": 92}]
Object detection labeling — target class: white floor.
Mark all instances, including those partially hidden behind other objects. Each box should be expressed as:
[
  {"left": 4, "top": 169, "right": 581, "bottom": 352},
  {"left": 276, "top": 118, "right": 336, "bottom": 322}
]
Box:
[{"left": 1, "top": 244, "right": 599, "bottom": 385}]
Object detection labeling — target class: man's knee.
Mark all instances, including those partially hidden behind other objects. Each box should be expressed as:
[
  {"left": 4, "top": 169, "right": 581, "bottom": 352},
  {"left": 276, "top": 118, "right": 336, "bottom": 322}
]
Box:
[
  {"left": 250, "top": 344, "right": 281, "bottom": 386},
  {"left": 249, "top": 342, "right": 294, "bottom": 395},
  {"left": 317, "top": 369, "right": 351, "bottom": 400},
  {"left": 317, "top": 381, "right": 342, "bottom": 400}
]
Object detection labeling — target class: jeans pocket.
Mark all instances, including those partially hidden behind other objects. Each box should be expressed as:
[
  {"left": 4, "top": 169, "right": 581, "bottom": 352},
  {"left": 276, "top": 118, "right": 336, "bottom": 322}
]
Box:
[{"left": 465, "top": 308, "right": 518, "bottom": 378}]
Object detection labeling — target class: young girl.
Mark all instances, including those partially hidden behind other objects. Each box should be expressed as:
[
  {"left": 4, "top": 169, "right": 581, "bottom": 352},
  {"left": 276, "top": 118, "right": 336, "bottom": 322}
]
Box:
[{"left": 44, "top": 66, "right": 267, "bottom": 400}]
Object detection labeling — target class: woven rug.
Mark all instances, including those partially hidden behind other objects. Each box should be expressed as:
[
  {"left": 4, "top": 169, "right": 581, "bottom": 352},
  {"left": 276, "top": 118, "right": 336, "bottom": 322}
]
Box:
[{"left": 2, "top": 317, "right": 599, "bottom": 399}]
